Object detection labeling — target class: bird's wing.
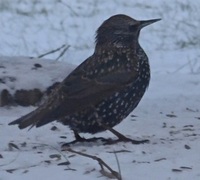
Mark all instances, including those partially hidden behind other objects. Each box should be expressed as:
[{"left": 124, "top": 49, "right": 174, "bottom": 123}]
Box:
[
  {"left": 51, "top": 52, "right": 139, "bottom": 113},
  {"left": 9, "top": 53, "right": 139, "bottom": 129},
  {"left": 59, "top": 69, "right": 137, "bottom": 111}
]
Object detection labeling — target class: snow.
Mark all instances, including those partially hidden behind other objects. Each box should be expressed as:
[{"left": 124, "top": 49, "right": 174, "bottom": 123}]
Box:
[
  {"left": 0, "top": 0, "right": 200, "bottom": 180},
  {"left": 0, "top": 56, "right": 75, "bottom": 93}
]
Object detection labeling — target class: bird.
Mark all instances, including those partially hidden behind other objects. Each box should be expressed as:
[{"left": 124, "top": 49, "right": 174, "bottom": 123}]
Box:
[{"left": 9, "top": 14, "right": 161, "bottom": 145}]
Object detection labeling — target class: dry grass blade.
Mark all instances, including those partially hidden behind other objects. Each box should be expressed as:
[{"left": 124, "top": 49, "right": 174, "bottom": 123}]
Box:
[
  {"left": 113, "top": 150, "right": 122, "bottom": 180},
  {"left": 64, "top": 147, "right": 121, "bottom": 179}
]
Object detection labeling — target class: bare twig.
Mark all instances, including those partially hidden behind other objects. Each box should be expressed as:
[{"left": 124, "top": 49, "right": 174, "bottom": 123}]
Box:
[
  {"left": 37, "top": 44, "right": 67, "bottom": 59},
  {"left": 55, "top": 45, "right": 70, "bottom": 61},
  {"left": 63, "top": 147, "right": 121, "bottom": 179}
]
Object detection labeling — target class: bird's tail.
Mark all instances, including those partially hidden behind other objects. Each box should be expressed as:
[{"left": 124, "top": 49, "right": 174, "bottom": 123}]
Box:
[{"left": 8, "top": 106, "right": 56, "bottom": 129}]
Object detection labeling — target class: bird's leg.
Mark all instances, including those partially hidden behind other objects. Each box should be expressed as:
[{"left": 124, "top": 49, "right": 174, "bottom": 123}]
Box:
[
  {"left": 61, "top": 130, "right": 109, "bottom": 147},
  {"left": 61, "top": 131, "right": 83, "bottom": 147},
  {"left": 101, "top": 124, "right": 149, "bottom": 144},
  {"left": 62, "top": 109, "right": 149, "bottom": 147},
  {"left": 92, "top": 110, "right": 149, "bottom": 145},
  {"left": 73, "top": 130, "right": 86, "bottom": 142},
  {"left": 61, "top": 130, "right": 88, "bottom": 146},
  {"left": 99, "top": 122, "right": 149, "bottom": 144}
]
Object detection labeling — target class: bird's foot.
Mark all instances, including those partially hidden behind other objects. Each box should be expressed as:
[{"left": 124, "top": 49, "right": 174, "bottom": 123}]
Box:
[
  {"left": 61, "top": 136, "right": 149, "bottom": 147},
  {"left": 99, "top": 124, "right": 149, "bottom": 144},
  {"left": 108, "top": 129, "right": 149, "bottom": 144},
  {"left": 61, "top": 130, "right": 149, "bottom": 147},
  {"left": 61, "top": 136, "right": 113, "bottom": 147},
  {"left": 61, "top": 130, "right": 112, "bottom": 147},
  {"left": 103, "top": 136, "right": 149, "bottom": 145}
]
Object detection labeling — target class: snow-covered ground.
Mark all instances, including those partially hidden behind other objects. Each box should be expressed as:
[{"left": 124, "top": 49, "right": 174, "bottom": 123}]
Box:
[{"left": 0, "top": 0, "right": 200, "bottom": 180}]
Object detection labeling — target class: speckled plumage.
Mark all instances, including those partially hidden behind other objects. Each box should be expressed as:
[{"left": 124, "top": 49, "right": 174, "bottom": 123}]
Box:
[
  {"left": 9, "top": 14, "right": 160, "bottom": 141},
  {"left": 62, "top": 46, "right": 150, "bottom": 134}
]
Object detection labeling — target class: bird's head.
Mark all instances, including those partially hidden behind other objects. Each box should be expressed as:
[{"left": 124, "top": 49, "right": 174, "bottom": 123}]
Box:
[{"left": 95, "top": 14, "right": 161, "bottom": 49}]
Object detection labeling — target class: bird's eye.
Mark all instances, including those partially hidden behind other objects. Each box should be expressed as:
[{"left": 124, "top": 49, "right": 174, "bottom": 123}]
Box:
[{"left": 129, "top": 24, "right": 137, "bottom": 32}]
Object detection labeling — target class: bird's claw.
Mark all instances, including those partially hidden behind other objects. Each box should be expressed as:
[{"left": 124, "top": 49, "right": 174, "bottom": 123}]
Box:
[{"left": 61, "top": 136, "right": 149, "bottom": 147}]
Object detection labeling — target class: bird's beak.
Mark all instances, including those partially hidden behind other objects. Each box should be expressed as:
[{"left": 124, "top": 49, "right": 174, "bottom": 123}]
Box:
[{"left": 139, "top": 18, "right": 161, "bottom": 29}]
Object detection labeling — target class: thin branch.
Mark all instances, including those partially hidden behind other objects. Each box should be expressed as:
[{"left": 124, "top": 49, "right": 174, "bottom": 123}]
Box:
[
  {"left": 55, "top": 45, "right": 70, "bottom": 61},
  {"left": 63, "top": 147, "right": 121, "bottom": 179},
  {"left": 37, "top": 44, "right": 66, "bottom": 59}
]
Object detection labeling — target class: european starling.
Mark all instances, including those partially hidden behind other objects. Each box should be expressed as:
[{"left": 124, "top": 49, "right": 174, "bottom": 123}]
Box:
[{"left": 9, "top": 14, "right": 161, "bottom": 145}]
